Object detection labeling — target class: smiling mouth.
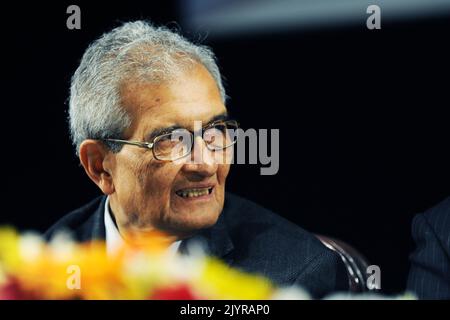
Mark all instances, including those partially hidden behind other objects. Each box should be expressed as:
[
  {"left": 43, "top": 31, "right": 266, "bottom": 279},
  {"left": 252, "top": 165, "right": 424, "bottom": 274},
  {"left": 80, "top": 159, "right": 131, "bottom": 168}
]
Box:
[{"left": 175, "top": 187, "right": 214, "bottom": 198}]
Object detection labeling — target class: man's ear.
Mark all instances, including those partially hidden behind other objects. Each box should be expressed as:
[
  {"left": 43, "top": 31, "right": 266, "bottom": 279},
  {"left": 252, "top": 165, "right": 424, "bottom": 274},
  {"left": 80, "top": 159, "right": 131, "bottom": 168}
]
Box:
[{"left": 79, "top": 139, "right": 115, "bottom": 195}]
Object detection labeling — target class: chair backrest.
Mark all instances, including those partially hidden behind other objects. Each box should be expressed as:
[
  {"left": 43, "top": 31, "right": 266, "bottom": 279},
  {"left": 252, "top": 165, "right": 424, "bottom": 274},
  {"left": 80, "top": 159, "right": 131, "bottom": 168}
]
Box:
[{"left": 316, "top": 234, "right": 370, "bottom": 292}]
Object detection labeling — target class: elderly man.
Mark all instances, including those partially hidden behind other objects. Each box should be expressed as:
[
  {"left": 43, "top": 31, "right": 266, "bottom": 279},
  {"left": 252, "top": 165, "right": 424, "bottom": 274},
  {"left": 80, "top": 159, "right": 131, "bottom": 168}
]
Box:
[{"left": 46, "top": 21, "right": 348, "bottom": 298}]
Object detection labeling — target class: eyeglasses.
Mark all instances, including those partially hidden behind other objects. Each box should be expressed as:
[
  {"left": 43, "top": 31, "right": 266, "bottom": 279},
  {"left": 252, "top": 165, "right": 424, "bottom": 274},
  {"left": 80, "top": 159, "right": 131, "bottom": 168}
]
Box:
[{"left": 104, "top": 119, "right": 239, "bottom": 161}]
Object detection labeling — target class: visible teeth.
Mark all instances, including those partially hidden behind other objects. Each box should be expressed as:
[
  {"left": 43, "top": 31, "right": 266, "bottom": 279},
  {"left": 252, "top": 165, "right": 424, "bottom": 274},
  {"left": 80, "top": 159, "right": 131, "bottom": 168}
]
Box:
[{"left": 177, "top": 188, "right": 210, "bottom": 198}]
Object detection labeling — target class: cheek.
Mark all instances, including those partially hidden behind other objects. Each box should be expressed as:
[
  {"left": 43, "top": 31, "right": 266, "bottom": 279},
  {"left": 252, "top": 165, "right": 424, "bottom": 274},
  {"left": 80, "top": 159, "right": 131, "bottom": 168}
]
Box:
[
  {"left": 136, "top": 160, "right": 181, "bottom": 199},
  {"left": 217, "top": 164, "right": 230, "bottom": 184},
  {"left": 113, "top": 154, "right": 143, "bottom": 195}
]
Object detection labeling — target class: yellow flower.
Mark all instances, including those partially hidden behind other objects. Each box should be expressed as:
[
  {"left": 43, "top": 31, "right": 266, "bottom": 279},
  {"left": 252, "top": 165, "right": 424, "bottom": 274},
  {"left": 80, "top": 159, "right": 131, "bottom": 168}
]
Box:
[
  {"left": 195, "top": 258, "right": 274, "bottom": 299},
  {"left": 0, "top": 227, "right": 21, "bottom": 271}
]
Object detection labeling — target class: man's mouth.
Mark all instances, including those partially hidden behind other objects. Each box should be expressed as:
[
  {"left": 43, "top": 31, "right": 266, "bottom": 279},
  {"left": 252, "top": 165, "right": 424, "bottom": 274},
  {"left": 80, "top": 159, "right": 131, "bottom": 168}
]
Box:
[{"left": 175, "top": 187, "right": 214, "bottom": 198}]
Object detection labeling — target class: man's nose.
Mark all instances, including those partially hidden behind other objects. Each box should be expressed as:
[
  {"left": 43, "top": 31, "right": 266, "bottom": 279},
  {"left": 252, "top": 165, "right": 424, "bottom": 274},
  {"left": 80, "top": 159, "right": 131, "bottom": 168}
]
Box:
[{"left": 181, "top": 136, "right": 218, "bottom": 177}]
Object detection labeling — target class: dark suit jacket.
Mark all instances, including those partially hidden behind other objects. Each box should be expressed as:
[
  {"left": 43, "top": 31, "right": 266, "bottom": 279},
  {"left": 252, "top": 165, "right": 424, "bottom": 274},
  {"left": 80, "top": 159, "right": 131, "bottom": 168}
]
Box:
[
  {"left": 407, "top": 197, "right": 450, "bottom": 299},
  {"left": 46, "top": 192, "right": 349, "bottom": 298}
]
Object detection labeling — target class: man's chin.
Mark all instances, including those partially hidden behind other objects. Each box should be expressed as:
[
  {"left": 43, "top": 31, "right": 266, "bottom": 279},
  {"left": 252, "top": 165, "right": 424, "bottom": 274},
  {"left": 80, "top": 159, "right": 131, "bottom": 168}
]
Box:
[{"left": 163, "top": 211, "right": 220, "bottom": 236}]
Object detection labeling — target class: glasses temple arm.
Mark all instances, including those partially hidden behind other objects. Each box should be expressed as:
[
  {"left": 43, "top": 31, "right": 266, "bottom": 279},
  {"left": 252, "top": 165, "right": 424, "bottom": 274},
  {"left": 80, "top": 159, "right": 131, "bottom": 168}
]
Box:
[{"left": 104, "top": 138, "right": 153, "bottom": 149}]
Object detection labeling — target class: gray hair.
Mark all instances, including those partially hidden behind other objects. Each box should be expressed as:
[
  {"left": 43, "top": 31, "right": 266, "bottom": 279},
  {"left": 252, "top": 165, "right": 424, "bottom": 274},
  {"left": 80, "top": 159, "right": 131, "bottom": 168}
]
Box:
[{"left": 69, "top": 20, "right": 226, "bottom": 154}]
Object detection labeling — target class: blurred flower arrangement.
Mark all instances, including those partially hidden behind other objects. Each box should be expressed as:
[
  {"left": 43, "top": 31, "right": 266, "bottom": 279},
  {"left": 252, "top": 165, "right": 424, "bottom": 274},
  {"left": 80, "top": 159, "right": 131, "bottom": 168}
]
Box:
[
  {"left": 0, "top": 227, "right": 310, "bottom": 300},
  {"left": 0, "top": 227, "right": 416, "bottom": 300}
]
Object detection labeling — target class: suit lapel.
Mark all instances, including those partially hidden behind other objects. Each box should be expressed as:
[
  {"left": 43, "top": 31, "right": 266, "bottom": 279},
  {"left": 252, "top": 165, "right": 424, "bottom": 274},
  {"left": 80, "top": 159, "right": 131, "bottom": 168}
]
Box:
[
  {"left": 178, "top": 211, "right": 234, "bottom": 264},
  {"left": 75, "top": 196, "right": 106, "bottom": 242}
]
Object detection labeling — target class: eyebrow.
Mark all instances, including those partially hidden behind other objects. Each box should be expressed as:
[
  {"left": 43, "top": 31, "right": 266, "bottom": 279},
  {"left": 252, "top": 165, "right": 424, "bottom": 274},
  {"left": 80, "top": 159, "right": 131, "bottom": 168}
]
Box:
[
  {"left": 207, "top": 112, "right": 230, "bottom": 124},
  {"left": 145, "top": 112, "right": 230, "bottom": 141}
]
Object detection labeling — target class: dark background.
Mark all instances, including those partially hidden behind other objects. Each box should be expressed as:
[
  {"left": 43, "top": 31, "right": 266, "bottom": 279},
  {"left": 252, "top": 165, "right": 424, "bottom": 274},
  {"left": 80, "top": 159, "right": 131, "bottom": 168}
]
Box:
[{"left": 2, "top": 1, "right": 449, "bottom": 294}]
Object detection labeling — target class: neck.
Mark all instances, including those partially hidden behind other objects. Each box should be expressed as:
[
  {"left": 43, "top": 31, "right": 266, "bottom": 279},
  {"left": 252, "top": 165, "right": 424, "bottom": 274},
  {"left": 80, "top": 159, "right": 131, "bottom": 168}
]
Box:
[{"left": 107, "top": 196, "right": 185, "bottom": 249}]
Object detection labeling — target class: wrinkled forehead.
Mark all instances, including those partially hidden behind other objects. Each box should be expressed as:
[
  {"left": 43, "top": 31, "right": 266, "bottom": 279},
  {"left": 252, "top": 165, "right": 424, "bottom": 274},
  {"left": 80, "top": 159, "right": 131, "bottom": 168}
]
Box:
[{"left": 119, "top": 64, "right": 227, "bottom": 139}]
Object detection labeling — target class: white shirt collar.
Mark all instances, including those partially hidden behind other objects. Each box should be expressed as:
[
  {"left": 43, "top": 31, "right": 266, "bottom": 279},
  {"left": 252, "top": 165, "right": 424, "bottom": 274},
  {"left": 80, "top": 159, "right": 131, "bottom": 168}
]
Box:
[{"left": 104, "top": 196, "right": 182, "bottom": 256}]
